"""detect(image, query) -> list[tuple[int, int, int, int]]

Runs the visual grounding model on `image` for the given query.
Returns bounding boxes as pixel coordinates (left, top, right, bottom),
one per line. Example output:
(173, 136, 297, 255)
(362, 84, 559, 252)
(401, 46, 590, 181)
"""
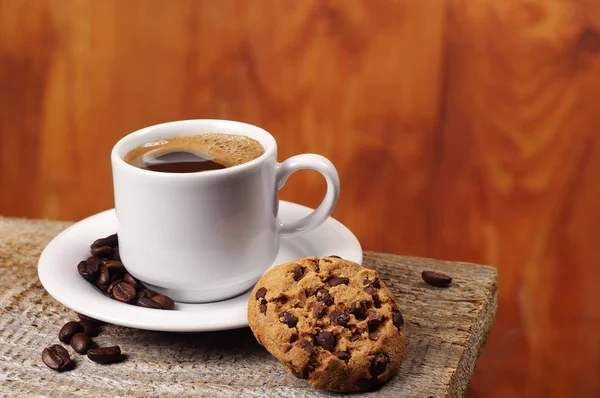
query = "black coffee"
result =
(124, 133, 265, 173)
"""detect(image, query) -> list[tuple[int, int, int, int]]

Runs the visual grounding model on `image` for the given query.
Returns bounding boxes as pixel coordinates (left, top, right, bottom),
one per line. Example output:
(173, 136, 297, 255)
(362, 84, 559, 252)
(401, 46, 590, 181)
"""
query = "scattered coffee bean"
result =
(329, 311, 350, 327)
(349, 333, 361, 342)
(91, 234, 118, 249)
(137, 297, 162, 309)
(422, 270, 452, 288)
(42, 344, 71, 372)
(328, 276, 349, 287)
(70, 333, 93, 354)
(259, 300, 267, 314)
(312, 302, 327, 318)
(112, 246, 121, 261)
(255, 287, 267, 300)
(137, 288, 158, 299)
(58, 321, 84, 343)
(77, 260, 99, 282)
(350, 301, 368, 318)
(151, 295, 175, 310)
(315, 331, 335, 352)
(91, 245, 113, 259)
(393, 312, 404, 330)
(334, 351, 351, 362)
(110, 281, 137, 304)
(87, 346, 121, 364)
(124, 273, 142, 290)
(296, 339, 314, 354)
(371, 353, 388, 376)
(367, 310, 382, 331)
(78, 319, 100, 337)
(279, 311, 298, 328)
(293, 264, 304, 281)
(315, 288, 334, 305)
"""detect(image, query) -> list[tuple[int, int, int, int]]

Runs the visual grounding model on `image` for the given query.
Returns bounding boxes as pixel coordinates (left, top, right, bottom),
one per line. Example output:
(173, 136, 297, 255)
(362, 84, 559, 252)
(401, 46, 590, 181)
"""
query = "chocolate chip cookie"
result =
(248, 256, 406, 392)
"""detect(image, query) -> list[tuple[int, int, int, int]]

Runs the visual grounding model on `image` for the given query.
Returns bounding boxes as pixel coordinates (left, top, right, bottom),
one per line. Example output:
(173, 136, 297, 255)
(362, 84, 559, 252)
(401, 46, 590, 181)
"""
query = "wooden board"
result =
(0, 217, 497, 397)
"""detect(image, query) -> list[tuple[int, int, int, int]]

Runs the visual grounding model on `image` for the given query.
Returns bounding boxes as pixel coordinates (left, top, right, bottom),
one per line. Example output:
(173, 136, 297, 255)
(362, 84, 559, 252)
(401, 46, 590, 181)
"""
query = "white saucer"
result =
(38, 201, 362, 332)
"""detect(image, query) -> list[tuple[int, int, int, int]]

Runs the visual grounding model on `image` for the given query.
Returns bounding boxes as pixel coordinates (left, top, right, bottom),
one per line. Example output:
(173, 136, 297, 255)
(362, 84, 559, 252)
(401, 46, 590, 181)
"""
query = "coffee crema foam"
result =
(124, 133, 265, 170)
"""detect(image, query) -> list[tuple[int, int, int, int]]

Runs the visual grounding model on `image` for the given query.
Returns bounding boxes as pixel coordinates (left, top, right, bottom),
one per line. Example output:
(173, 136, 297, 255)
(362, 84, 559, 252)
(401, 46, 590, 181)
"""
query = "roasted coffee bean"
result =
(350, 301, 368, 318)
(70, 333, 93, 354)
(78, 319, 100, 336)
(102, 260, 125, 273)
(349, 333, 361, 342)
(315, 288, 334, 306)
(255, 287, 267, 300)
(137, 288, 158, 299)
(367, 310, 382, 331)
(91, 245, 113, 259)
(369, 331, 381, 341)
(334, 351, 351, 362)
(328, 276, 349, 287)
(77, 313, 104, 325)
(124, 273, 142, 290)
(59, 321, 84, 343)
(110, 281, 137, 304)
(137, 297, 162, 309)
(97, 265, 110, 286)
(328, 255, 341, 259)
(329, 311, 350, 327)
(315, 331, 335, 352)
(312, 302, 327, 318)
(259, 300, 267, 314)
(296, 338, 314, 354)
(112, 246, 121, 261)
(77, 260, 99, 282)
(279, 311, 298, 328)
(371, 353, 388, 376)
(151, 295, 175, 310)
(42, 344, 71, 371)
(393, 312, 404, 329)
(87, 346, 121, 364)
(91, 234, 118, 249)
(422, 270, 452, 288)
(110, 271, 125, 284)
(107, 279, 123, 295)
(293, 265, 304, 281)
(357, 378, 372, 392)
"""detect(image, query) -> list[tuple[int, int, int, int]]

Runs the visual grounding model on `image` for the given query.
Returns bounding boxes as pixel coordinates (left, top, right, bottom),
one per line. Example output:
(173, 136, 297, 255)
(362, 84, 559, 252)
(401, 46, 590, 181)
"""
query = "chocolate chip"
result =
(328, 277, 349, 287)
(329, 311, 350, 327)
(87, 346, 121, 364)
(255, 287, 267, 300)
(137, 288, 158, 299)
(59, 321, 84, 343)
(328, 255, 341, 258)
(393, 312, 404, 329)
(349, 333, 361, 342)
(290, 333, 299, 343)
(305, 287, 317, 296)
(123, 273, 142, 290)
(91, 245, 113, 259)
(78, 319, 100, 337)
(42, 344, 71, 372)
(371, 353, 388, 376)
(296, 338, 314, 354)
(315, 331, 335, 352)
(77, 259, 100, 282)
(259, 300, 267, 314)
(373, 294, 381, 308)
(315, 288, 334, 305)
(363, 278, 381, 288)
(137, 297, 163, 309)
(313, 302, 327, 318)
(279, 311, 298, 328)
(91, 234, 118, 249)
(70, 333, 93, 354)
(422, 270, 452, 287)
(110, 281, 137, 304)
(369, 331, 381, 341)
(364, 286, 377, 296)
(367, 310, 382, 331)
(151, 295, 175, 310)
(334, 351, 351, 362)
(357, 378, 372, 392)
(350, 301, 368, 318)
(293, 264, 304, 281)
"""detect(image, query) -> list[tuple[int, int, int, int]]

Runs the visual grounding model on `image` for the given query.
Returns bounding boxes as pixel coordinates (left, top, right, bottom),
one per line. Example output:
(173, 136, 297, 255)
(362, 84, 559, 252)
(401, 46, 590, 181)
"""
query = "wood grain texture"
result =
(0, 217, 497, 397)
(0, 0, 599, 396)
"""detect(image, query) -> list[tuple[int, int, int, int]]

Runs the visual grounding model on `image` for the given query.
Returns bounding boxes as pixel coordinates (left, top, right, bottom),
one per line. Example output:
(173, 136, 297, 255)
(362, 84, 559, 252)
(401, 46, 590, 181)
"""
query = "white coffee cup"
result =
(111, 119, 340, 303)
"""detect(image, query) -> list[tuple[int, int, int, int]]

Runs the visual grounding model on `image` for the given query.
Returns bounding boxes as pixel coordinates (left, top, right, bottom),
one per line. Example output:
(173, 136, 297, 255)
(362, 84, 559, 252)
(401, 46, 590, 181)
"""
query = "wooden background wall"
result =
(2, 0, 600, 396)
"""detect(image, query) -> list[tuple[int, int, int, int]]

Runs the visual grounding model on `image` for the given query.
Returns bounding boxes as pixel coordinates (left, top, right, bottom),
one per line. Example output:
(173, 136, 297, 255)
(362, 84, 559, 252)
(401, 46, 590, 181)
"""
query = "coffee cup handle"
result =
(276, 154, 340, 237)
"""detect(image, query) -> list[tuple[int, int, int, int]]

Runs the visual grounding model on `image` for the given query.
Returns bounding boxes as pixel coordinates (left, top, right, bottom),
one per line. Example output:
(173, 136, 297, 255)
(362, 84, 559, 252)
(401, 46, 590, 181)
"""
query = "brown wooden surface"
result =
(0, 0, 599, 396)
(0, 216, 497, 398)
